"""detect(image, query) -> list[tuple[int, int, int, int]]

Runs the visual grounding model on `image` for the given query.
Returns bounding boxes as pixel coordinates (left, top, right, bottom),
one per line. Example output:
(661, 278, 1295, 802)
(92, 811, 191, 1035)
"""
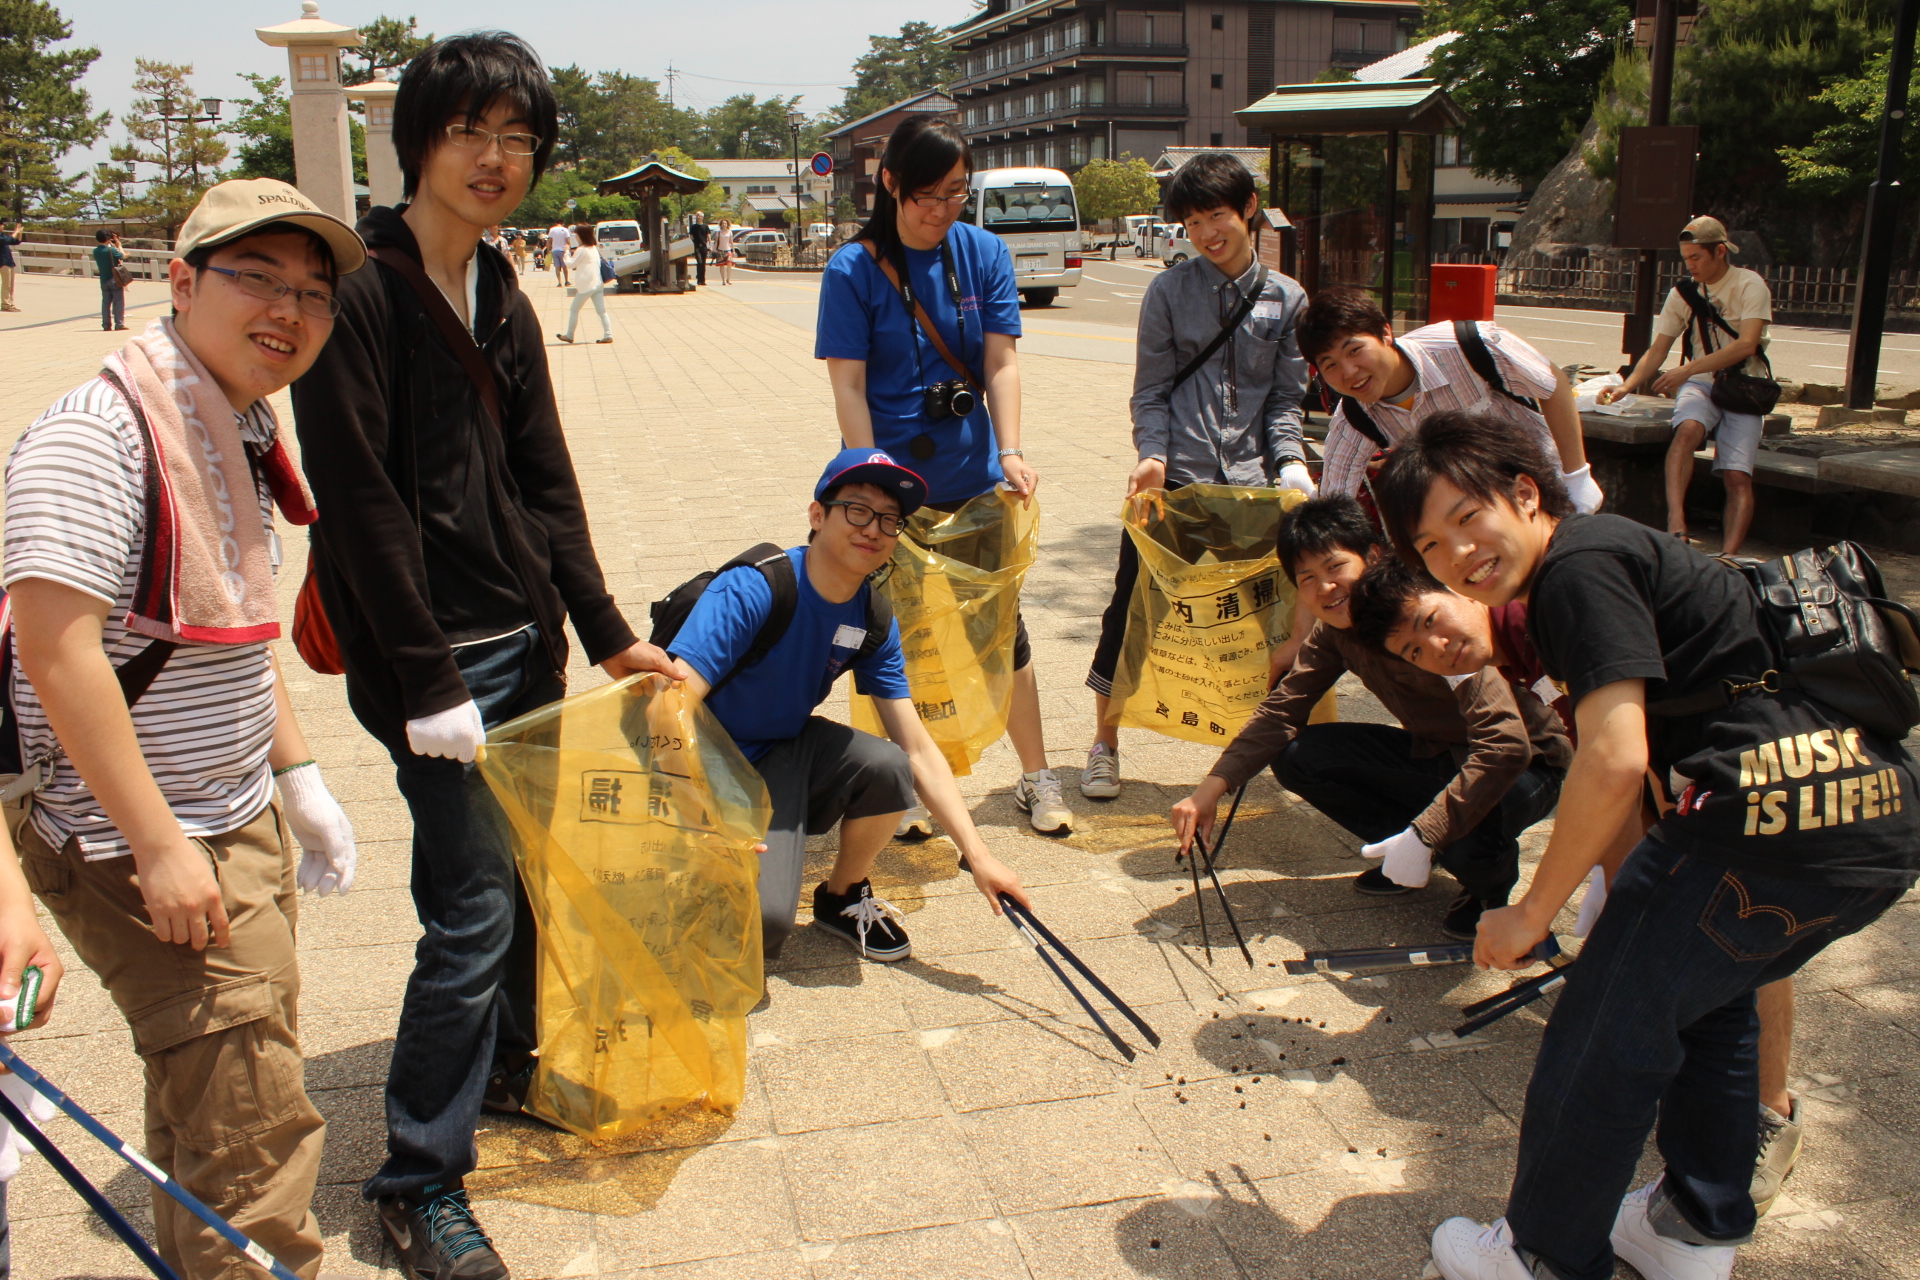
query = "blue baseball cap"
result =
(814, 448, 929, 516)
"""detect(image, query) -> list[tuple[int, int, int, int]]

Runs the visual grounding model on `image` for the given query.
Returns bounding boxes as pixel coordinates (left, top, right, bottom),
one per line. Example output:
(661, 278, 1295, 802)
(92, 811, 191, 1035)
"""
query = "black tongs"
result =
(1000, 893, 1161, 1061)
(1173, 782, 1254, 968)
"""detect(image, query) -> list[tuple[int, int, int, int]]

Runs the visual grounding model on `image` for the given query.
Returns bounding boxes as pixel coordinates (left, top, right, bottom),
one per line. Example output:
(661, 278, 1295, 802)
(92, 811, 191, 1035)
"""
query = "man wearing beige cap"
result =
(1602, 215, 1774, 555)
(4, 177, 364, 1279)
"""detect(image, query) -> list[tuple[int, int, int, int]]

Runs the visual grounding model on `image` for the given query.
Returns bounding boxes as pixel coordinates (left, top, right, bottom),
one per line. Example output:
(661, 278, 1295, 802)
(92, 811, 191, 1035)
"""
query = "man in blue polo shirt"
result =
(668, 448, 1030, 960)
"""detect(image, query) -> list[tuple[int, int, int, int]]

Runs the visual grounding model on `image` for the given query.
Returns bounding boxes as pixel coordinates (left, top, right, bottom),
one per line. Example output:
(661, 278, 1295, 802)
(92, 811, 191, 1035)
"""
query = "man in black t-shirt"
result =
(1371, 410, 1916, 1280)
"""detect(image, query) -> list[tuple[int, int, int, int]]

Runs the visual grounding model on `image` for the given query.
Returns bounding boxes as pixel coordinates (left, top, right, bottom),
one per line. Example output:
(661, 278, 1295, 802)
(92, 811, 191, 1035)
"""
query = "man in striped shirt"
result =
(1299, 286, 1604, 515)
(3, 181, 364, 1279)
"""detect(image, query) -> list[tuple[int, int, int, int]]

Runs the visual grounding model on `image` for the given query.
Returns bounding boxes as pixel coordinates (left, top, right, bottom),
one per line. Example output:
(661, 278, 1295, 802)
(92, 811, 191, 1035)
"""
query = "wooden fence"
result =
(1448, 250, 1920, 317)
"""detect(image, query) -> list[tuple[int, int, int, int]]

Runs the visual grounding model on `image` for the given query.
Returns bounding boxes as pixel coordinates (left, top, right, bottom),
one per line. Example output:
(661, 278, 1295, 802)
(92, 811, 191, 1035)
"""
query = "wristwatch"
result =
(998, 448, 1025, 458)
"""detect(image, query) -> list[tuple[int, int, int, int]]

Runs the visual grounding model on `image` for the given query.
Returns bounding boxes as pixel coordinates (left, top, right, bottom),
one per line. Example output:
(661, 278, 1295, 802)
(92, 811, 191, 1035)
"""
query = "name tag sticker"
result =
(1251, 300, 1287, 320)
(832, 624, 867, 650)
(1531, 676, 1560, 705)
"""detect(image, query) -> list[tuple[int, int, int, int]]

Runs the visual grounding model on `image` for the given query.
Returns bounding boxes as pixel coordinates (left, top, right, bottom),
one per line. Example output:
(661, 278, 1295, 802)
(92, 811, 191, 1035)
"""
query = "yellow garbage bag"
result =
(1109, 483, 1310, 746)
(850, 489, 1040, 775)
(478, 675, 769, 1140)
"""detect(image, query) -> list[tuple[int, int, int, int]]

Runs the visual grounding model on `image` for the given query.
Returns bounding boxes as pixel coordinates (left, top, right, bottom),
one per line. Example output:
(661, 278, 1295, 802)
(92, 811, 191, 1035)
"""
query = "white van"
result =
(964, 167, 1082, 306)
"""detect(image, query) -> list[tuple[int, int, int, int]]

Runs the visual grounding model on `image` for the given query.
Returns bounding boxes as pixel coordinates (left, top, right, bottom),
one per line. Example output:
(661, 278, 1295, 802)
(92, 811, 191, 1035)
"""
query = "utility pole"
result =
(665, 63, 678, 109)
(1845, 0, 1920, 409)
(1622, 0, 1679, 365)
(788, 108, 806, 252)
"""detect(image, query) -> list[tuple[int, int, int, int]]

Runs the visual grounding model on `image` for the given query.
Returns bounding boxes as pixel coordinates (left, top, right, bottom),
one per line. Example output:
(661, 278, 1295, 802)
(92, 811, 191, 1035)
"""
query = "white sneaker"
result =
(1080, 743, 1121, 798)
(896, 803, 934, 840)
(1611, 1182, 1736, 1280)
(1429, 1217, 1534, 1280)
(1013, 768, 1073, 834)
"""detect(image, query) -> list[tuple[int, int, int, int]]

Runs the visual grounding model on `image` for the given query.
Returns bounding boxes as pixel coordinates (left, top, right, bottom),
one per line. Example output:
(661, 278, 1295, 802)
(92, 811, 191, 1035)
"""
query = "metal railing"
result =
(957, 37, 1188, 89)
(742, 239, 837, 270)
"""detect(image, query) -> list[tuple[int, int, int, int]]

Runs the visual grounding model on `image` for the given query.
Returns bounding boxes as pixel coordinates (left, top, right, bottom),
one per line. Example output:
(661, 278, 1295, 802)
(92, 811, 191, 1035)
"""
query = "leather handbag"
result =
(1676, 279, 1781, 416)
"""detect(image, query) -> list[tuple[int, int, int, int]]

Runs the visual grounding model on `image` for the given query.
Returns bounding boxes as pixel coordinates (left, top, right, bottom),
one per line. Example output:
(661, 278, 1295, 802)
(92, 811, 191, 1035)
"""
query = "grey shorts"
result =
(1672, 378, 1763, 475)
(751, 716, 914, 956)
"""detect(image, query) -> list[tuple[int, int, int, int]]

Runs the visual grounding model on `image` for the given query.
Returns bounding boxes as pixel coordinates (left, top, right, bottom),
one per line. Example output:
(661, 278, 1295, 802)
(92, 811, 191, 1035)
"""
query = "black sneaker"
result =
(1441, 891, 1497, 940)
(812, 879, 912, 961)
(377, 1188, 508, 1280)
(481, 1059, 533, 1116)
(1354, 867, 1415, 896)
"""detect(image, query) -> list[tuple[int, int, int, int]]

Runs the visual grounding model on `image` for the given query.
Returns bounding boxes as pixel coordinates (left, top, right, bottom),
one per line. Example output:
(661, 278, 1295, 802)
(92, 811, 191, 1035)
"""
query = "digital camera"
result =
(923, 379, 977, 422)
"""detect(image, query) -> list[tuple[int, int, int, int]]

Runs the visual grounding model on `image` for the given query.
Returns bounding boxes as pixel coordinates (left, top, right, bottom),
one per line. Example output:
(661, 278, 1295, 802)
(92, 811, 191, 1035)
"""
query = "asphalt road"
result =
(734, 258, 1920, 389)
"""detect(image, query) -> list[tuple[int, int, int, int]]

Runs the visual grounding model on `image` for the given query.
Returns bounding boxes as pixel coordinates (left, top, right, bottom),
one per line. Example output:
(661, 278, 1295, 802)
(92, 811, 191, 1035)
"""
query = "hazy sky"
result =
(63, 0, 978, 175)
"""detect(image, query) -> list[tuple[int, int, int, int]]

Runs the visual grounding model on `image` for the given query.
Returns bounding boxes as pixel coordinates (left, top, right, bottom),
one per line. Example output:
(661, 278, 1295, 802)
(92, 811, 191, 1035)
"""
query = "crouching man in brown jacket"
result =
(1171, 495, 1570, 939)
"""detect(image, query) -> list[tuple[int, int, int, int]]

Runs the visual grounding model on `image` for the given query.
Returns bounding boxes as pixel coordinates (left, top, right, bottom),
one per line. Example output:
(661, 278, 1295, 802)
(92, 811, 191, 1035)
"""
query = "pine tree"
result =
(0, 0, 109, 219)
(112, 60, 228, 240)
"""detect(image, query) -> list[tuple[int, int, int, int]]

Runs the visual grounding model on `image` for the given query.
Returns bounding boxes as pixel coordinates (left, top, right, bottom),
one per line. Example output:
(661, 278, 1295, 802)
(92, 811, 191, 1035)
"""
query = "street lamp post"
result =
(1846, 0, 1920, 408)
(158, 98, 223, 188)
(788, 108, 806, 252)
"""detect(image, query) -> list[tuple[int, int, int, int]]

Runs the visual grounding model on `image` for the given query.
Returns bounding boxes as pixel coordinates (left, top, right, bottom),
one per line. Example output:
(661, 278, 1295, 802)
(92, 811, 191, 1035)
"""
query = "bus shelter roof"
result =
(1235, 79, 1465, 138)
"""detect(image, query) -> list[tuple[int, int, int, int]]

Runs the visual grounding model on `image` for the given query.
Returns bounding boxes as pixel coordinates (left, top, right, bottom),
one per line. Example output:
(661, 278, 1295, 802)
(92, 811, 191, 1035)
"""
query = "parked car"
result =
(1158, 225, 1194, 266)
(1135, 221, 1175, 258)
(963, 166, 1082, 307)
(731, 229, 786, 257)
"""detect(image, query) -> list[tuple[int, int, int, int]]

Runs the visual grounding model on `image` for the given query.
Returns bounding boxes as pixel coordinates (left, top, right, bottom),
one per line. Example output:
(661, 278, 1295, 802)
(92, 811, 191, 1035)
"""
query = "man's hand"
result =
(1474, 900, 1552, 971)
(0, 900, 61, 1033)
(1361, 827, 1433, 888)
(601, 640, 681, 682)
(1651, 368, 1691, 397)
(1000, 454, 1040, 503)
(278, 762, 359, 896)
(1596, 382, 1633, 406)
(1126, 457, 1167, 498)
(406, 699, 486, 763)
(964, 849, 1029, 915)
(1171, 776, 1230, 856)
(1276, 462, 1317, 497)
(136, 839, 230, 950)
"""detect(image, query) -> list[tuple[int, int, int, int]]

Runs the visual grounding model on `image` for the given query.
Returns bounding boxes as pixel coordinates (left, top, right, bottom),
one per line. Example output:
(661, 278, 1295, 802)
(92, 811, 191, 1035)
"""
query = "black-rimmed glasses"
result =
(825, 501, 907, 537)
(202, 266, 340, 319)
(445, 124, 542, 157)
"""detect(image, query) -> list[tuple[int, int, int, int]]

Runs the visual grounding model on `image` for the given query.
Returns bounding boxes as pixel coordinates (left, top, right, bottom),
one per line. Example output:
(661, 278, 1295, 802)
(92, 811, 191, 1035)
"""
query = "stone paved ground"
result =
(4, 270, 1920, 1279)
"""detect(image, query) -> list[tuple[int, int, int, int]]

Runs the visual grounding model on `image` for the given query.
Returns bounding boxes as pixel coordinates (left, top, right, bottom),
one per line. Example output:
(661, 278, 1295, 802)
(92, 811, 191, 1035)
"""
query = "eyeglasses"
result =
(906, 192, 969, 210)
(203, 266, 340, 319)
(825, 501, 907, 537)
(444, 124, 542, 157)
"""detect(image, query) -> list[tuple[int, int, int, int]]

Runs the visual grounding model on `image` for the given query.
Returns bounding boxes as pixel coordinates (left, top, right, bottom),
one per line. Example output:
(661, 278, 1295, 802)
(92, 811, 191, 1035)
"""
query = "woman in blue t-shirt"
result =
(815, 116, 1070, 837)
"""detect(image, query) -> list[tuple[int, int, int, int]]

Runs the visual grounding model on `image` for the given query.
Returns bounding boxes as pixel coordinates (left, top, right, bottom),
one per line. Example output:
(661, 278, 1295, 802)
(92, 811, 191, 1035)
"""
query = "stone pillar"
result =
(346, 80, 402, 209)
(256, 1, 363, 222)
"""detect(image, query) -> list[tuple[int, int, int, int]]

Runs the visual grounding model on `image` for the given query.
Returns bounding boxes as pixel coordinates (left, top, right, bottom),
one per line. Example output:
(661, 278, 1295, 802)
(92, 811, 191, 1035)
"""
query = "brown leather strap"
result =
(861, 240, 983, 393)
(116, 638, 177, 707)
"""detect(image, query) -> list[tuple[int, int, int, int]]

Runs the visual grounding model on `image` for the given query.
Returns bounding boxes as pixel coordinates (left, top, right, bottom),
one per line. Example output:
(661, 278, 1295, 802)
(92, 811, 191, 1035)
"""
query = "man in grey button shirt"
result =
(1082, 153, 1313, 801)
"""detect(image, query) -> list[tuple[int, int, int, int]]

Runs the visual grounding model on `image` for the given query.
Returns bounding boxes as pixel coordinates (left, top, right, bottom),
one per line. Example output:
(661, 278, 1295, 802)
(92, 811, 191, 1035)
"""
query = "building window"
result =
(368, 103, 393, 128)
(1043, 88, 1057, 112)
(1210, 73, 1223, 89)
(297, 53, 333, 82)
(1211, 12, 1224, 29)
(1437, 134, 1472, 168)
(1043, 27, 1055, 53)
(721, 186, 731, 196)
(1068, 81, 1083, 106)
(1210, 132, 1223, 146)
(1044, 140, 1058, 167)
(1069, 136, 1088, 166)
(1024, 93, 1036, 117)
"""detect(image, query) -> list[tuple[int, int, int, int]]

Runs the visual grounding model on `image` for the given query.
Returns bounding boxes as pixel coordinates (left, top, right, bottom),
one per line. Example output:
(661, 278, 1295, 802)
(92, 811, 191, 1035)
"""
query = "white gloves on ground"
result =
(1362, 826, 1434, 888)
(0, 1072, 53, 1181)
(1573, 864, 1609, 938)
(406, 699, 486, 763)
(1277, 462, 1318, 497)
(1561, 464, 1604, 515)
(278, 762, 358, 896)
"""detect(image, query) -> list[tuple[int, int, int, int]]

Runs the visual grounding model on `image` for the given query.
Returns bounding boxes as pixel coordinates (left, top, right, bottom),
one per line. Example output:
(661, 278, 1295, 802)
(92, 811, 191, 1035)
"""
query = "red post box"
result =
(1428, 264, 1498, 323)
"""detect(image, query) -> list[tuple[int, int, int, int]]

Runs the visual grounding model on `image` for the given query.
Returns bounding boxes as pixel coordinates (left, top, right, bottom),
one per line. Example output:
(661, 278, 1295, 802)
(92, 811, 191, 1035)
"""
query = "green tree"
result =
(342, 14, 432, 86)
(689, 93, 814, 158)
(550, 67, 692, 179)
(1421, 0, 1634, 186)
(830, 21, 959, 125)
(112, 59, 228, 239)
(1779, 45, 1920, 197)
(0, 0, 109, 219)
(504, 168, 595, 228)
(1071, 156, 1159, 223)
(1580, 43, 1646, 181)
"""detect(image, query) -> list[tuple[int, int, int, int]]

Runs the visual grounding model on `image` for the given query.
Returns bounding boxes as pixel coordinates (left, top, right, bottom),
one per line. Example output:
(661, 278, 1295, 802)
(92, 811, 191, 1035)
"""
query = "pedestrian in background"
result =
(715, 217, 734, 285)
(92, 229, 126, 331)
(688, 213, 709, 286)
(0, 222, 22, 313)
(816, 114, 1072, 838)
(556, 222, 612, 344)
(548, 218, 571, 286)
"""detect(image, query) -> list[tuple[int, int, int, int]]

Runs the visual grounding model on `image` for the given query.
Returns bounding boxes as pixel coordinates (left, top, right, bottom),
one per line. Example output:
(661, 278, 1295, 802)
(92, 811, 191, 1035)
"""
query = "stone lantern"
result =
(345, 79, 402, 210)
(255, 0, 363, 221)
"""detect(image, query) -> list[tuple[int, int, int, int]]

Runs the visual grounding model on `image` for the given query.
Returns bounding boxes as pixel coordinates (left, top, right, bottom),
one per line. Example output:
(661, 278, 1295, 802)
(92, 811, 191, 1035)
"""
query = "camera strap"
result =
(863, 239, 983, 394)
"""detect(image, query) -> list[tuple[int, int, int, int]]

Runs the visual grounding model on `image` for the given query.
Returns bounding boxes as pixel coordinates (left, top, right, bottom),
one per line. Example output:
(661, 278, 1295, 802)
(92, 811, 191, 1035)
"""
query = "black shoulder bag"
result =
(1675, 278, 1781, 416)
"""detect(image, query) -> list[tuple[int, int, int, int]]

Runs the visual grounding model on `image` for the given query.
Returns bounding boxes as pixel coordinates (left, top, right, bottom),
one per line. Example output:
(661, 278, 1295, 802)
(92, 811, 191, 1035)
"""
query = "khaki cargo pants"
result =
(18, 801, 326, 1280)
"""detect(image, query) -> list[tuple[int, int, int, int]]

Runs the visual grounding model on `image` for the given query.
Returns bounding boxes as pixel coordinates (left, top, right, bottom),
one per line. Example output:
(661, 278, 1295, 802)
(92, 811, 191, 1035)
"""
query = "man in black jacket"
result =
(687, 213, 709, 286)
(289, 33, 675, 1280)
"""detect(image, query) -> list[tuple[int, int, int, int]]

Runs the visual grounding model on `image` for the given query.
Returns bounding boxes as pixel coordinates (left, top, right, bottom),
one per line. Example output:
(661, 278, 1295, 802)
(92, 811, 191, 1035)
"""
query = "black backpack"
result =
(1648, 542, 1920, 741)
(648, 543, 894, 695)
(1337, 320, 1541, 449)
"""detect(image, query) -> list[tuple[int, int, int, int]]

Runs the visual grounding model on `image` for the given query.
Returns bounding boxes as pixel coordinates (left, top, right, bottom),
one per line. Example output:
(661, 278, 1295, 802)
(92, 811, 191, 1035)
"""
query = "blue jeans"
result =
(1507, 835, 1902, 1280)
(1273, 722, 1563, 903)
(364, 626, 564, 1201)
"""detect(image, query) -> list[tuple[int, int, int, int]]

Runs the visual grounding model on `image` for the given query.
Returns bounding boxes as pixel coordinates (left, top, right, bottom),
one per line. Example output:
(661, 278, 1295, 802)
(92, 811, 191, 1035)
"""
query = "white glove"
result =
(406, 699, 486, 763)
(1573, 864, 1608, 938)
(0, 1072, 53, 1181)
(1361, 826, 1433, 888)
(278, 762, 358, 896)
(1276, 461, 1318, 497)
(1561, 464, 1604, 515)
